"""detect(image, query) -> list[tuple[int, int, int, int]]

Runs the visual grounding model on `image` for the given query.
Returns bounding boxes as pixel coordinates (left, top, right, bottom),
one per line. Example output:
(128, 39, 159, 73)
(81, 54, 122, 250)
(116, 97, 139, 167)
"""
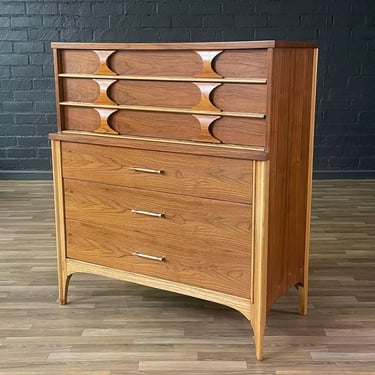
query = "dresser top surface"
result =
(51, 40, 318, 50)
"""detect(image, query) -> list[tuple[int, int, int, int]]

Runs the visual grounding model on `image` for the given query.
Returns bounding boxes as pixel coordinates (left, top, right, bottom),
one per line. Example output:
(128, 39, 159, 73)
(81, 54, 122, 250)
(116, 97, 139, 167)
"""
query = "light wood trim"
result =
(59, 101, 266, 119)
(298, 48, 319, 316)
(250, 160, 270, 361)
(51, 140, 70, 304)
(58, 73, 268, 84)
(51, 40, 318, 50)
(66, 258, 252, 320)
(59, 130, 265, 151)
(250, 160, 256, 304)
(50, 131, 268, 161)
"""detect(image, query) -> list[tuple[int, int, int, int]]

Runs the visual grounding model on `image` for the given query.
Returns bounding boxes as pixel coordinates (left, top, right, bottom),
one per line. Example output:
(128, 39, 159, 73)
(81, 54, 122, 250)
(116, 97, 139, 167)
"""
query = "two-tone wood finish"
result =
(50, 41, 318, 361)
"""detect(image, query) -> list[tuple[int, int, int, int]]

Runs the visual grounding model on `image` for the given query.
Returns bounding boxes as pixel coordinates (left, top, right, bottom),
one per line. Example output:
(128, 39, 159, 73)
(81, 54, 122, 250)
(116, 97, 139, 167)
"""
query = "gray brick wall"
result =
(0, 0, 374, 177)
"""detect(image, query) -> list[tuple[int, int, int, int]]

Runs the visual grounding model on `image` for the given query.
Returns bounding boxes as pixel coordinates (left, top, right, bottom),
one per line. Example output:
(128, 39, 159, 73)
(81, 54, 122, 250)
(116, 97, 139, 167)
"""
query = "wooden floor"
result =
(0, 180, 374, 375)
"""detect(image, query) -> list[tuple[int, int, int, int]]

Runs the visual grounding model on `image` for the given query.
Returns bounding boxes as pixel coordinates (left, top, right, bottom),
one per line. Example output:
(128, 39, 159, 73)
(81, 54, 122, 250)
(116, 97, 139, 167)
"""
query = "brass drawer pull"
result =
(132, 252, 165, 262)
(130, 167, 164, 174)
(131, 209, 164, 218)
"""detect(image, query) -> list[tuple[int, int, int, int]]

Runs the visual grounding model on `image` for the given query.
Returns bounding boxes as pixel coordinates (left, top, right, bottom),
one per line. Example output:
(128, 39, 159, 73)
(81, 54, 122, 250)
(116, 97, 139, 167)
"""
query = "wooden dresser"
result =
(50, 41, 318, 361)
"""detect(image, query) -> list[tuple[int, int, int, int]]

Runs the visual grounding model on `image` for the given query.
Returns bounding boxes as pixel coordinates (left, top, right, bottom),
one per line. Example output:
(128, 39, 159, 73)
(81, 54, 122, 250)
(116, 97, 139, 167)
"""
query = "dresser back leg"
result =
(298, 283, 308, 316)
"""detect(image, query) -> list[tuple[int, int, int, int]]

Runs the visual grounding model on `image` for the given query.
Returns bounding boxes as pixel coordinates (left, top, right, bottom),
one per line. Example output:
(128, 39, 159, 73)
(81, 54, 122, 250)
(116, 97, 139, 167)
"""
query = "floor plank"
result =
(0, 180, 374, 374)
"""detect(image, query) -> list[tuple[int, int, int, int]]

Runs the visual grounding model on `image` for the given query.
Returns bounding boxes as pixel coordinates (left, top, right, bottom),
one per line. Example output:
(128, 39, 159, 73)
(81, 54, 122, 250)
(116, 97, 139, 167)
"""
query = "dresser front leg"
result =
(253, 319, 266, 361)
(251, 308, 266, 361)
(58, 271, 72, 305)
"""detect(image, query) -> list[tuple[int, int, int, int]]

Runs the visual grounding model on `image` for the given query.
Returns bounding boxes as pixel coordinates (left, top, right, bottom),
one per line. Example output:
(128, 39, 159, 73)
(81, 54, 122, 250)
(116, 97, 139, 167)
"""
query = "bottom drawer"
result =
(66, 219, 252, 299)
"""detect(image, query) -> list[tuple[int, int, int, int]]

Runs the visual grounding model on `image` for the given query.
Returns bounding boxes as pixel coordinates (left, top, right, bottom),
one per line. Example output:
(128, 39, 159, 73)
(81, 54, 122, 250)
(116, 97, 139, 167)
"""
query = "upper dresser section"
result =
(52, 41, 317, 152)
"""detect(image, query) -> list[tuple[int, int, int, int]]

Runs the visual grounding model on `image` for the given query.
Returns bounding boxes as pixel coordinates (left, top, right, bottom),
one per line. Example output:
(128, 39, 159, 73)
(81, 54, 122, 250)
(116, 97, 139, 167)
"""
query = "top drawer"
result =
(60, 49, 268, 79)
(61, 142, 253, 204)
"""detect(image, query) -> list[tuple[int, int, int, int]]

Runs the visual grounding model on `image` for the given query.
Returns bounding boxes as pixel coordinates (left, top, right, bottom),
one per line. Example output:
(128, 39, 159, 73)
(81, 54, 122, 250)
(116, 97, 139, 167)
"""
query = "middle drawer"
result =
(61, 142, 253, 204)
(64, 178, 252, 252)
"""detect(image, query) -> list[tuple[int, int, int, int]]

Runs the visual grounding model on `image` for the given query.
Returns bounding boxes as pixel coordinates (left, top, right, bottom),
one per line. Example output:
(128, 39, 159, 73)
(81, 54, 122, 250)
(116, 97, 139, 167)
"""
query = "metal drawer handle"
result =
(131, 209, 165, 218)
(132, 252, 165, 262)
(130, 167, 164, 174)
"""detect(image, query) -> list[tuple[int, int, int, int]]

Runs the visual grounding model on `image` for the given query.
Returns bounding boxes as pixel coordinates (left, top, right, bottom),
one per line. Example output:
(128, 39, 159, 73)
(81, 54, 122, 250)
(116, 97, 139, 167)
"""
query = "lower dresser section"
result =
(64, 178, 253, 299)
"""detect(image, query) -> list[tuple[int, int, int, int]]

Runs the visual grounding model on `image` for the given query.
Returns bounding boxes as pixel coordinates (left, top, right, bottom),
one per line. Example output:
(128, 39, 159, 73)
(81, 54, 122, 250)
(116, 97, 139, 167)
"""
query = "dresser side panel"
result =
(266, 47, 317, 310)
(53, 49, 64, 132)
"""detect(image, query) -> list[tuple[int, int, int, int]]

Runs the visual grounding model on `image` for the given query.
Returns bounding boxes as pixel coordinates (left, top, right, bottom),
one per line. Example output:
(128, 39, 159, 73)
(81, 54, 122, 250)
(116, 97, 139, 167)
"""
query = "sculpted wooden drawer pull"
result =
(132, 252, 166, 262)
(130, 167, 164, 174)
(131, 209, 165, 218)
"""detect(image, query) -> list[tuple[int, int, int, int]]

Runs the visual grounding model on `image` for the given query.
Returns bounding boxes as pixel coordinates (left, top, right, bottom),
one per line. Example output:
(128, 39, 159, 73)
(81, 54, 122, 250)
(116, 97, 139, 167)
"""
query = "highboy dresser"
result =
(50, 41, 318, 360)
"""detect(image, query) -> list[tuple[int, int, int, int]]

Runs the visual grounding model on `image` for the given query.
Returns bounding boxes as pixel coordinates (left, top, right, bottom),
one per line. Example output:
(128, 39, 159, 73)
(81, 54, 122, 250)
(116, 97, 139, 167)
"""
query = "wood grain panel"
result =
(214, 50, 268, 78)
(61, 142, 253, 203)
(63, 179, 252, 253)
(62, 78, 99, 103)
(266, 47, 317, 310)
(109, 81, 267, 114)
(113, 111, 266, 147)
(60, 50, 99, 74)
(109, 80, 201, 108)
(109, 50, 202, 77)
(60, 49, 268, 80)
(111, 110, 201, 141)
(62, 107, 98, 132)
(61, 107, 266, 147)
(212, 117, 266, 147)
(212, 84, 267, 113)
(65, 219, 252, 298)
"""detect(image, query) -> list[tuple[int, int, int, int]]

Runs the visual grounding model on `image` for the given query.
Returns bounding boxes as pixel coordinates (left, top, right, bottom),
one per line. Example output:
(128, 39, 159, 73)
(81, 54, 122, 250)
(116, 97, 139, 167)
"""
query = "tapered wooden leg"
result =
(252, 314, 266, 361)
(298, 49, 316, 317)
(251, 160, 269, 361)
(58, 272, 72, 305)
(298, 283, 308, 316)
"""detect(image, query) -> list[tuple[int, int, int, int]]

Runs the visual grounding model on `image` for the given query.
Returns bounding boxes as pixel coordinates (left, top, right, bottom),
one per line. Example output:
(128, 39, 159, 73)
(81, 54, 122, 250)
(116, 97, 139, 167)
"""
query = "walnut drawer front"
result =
(63, 79, 267, 114)
(61, 142, 253, 204)
(58, 47, 268, 148)
(64, 179, 252, 253)
(60, 48, 268, 78)
(62, 108, 266, 148)
(66, 217, 252, 299)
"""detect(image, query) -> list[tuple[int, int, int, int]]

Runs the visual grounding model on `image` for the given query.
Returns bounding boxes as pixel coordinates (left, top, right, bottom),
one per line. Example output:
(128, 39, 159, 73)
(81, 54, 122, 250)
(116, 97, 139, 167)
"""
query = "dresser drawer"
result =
(66, 219, 251, 299)
(64, 179, 252, 252)
(63, 108, 266, 148)
(63, 79, 267, 114)
(60, 48, 267, 79)
(61, 142, 253, 203)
